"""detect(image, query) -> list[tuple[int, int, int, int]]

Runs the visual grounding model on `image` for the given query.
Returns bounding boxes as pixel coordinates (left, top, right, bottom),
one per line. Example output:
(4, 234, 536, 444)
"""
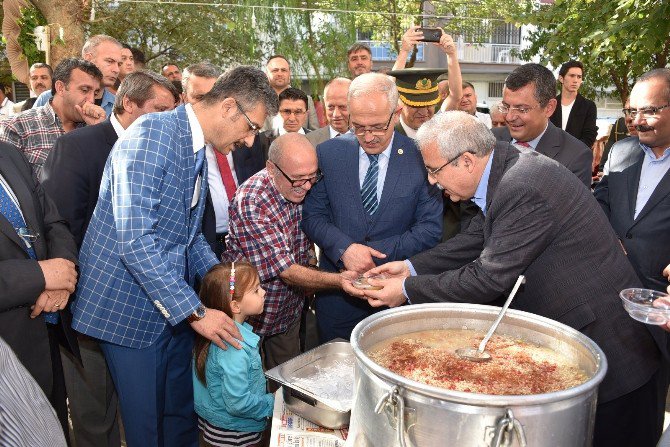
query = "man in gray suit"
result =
(492, 63, 593, 187)
(362, 111, 667, 447)
(595, 68, 670, 294)
(306, 77, 351, 147)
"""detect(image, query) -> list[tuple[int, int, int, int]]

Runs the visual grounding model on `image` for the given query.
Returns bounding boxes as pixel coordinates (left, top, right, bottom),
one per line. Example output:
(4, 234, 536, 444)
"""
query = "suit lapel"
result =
(626, 153, 644, 223)
(0, 153, 37, 253)
(102, 120, 118, 148)
(486, 141, 510, 210)
(375, 136, 402, 223)
(536, 122, 561, 160)
(341, 139, 367, 216)
(632, 160, 670, 225)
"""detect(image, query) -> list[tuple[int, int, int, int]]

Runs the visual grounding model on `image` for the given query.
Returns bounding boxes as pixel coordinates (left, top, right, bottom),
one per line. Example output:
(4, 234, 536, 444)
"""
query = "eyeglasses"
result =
(235, 100, 261, 135)
(426, 153, 464, 177)
(498, 104, 540, 115)
(622, 104, 670, 120)
(272, 162, 323, 187)
(279, 109, 306, 117)
(351, 112, 395, 136)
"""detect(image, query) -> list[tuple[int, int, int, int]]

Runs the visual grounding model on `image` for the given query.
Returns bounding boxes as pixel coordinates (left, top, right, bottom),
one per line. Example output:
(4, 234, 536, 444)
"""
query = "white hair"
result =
(348, 73, 398, 113)
(415, 111, 496, 160)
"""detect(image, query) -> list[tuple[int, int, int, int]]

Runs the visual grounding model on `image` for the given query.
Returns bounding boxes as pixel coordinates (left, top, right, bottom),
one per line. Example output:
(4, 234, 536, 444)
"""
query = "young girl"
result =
(193, 262, 274, 447)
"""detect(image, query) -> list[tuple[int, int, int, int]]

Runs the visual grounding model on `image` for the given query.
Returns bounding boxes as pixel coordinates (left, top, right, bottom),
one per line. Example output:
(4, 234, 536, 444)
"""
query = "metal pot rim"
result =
(351, 303, 608, 406)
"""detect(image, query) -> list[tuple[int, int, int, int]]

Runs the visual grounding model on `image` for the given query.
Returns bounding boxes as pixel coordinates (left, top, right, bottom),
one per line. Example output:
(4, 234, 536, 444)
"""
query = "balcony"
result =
(458, 43, 522, 64)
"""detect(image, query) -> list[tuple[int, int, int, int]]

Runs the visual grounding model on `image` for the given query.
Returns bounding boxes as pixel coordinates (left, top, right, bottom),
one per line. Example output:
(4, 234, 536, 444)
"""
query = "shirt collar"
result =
(236, 321, 260, 348)
(0, 97, 7, 107)
(472, 150, 495, 215)
(399, 116, 417, 139)
(511, 122, 548, 149)
(185, 103, 205, 154)
(329, 126, 344, 138)
(110, 113, 124, 136)
(640, 143, 670, 162)
(278, 127, 305, 136)
(358, 134, 395, 160)
(101, 89, 115, 108)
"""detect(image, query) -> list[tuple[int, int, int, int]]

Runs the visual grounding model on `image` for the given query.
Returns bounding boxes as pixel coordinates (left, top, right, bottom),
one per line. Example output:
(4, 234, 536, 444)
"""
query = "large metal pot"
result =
(349, 304, 608, 447)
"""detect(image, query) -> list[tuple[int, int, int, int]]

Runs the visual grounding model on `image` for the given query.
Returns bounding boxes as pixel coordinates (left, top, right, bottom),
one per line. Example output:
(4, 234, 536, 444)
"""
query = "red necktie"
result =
(516, 141, 531, 147)
(214, 149, 237, 201)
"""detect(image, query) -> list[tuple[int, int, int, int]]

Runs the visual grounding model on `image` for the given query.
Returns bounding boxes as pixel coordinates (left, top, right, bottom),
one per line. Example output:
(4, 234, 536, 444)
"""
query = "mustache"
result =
(635, 124, 654, 132)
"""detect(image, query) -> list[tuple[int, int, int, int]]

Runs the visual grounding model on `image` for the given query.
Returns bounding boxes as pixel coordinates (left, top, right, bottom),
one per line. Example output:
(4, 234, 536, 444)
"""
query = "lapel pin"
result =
(398, 148, 404, 155)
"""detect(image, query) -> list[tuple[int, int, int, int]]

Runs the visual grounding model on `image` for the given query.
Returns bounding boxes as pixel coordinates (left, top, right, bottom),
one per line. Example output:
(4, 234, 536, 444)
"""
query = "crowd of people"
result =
(0, 25, 668, 447)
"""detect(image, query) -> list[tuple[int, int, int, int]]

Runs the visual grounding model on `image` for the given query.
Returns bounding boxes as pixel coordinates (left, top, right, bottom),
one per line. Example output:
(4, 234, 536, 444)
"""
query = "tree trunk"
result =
(33, 0, 87, 66)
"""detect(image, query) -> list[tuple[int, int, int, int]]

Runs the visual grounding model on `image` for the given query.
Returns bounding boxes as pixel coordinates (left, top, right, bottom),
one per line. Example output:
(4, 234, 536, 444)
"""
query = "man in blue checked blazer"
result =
(302, 73, 443, 343)
(72, 66, 278, 447)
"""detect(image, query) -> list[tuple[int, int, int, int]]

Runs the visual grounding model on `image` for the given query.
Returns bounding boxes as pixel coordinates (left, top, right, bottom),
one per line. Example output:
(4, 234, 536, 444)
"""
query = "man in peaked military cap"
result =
(388, 68, 446, 138)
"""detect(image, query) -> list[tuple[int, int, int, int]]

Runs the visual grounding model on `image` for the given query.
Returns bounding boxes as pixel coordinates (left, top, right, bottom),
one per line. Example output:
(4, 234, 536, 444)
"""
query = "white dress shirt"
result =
(206, 145, 238, 233)
(358, 136, 394, 202)
(185, 104, 205, 207)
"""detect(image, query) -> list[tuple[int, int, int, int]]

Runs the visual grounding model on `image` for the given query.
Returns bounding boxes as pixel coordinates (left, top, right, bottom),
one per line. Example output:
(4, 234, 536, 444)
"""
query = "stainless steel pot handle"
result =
(491, 409, 527, 447)
(374, 385, 414, 447)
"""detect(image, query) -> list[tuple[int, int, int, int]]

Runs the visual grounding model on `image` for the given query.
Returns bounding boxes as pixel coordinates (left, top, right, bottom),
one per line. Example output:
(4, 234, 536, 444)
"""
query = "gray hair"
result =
(81, 34, 122, 58)
(324, 77, 351, 97)
(416, 111, 496, 161)
(201, 65, 278, 118)
(348, 73, 398, 113)
(113, 70, 179, 115)
(267, 132, 314, 165)
(30, 62, 52, 77)
(182, 62, 222, 90)
(636, 68, 670, 103)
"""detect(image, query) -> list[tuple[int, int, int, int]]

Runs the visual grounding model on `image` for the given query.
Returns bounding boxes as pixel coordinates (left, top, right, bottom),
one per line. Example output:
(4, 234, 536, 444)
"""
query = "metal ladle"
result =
(456, 275, 526, 362)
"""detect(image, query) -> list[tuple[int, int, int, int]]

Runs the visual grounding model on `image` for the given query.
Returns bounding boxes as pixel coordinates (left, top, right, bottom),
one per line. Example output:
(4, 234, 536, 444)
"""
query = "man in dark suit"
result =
(595, 68, 670, 294)
(180, 63, 267, 259)
(363, 111, 667, 447)
(302, 72, 443, 343)
(0, 141, 78, 441)
(492, 63, 593, 187)
(306, 77, 352, 147)
(41, 70, 179, 447)
(550, 60, 599, 148)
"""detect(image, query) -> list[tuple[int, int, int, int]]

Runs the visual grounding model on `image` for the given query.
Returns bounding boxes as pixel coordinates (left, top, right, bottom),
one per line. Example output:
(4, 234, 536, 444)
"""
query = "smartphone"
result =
(418, 28, 442, 43)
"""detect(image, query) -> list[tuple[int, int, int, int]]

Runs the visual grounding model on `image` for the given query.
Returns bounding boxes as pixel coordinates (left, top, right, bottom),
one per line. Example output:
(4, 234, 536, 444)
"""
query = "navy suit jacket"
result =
(72, 105, 217, 348)
(492, 121, 593, 187)
(550, 93, 599, 148)
(42, 119, 117, 248)
(302, 132, 443, 272)
(594, 137, 670, 292)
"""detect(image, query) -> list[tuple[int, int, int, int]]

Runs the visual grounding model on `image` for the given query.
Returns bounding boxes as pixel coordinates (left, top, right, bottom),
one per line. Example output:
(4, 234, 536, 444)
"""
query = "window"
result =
(488, 82, 504, 98)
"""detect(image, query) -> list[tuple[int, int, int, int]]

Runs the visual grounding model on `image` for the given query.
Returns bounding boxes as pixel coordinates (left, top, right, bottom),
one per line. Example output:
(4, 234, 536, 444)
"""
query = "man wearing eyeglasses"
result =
(302, 72, 443, 343)
(71, 66, 278, 446)
(491, 63, 592, 187)
(362, 111, 667, 447)
(595, 68, 670, 298)
(224, 133, 354, 369)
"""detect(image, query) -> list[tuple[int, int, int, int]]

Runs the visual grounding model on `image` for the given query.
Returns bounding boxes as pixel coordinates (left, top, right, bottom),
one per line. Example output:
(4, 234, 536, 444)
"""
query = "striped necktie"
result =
(361, 154, 379, 215)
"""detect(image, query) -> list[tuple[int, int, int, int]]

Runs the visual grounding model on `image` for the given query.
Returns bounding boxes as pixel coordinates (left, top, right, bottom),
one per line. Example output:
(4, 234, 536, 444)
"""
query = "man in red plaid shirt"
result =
(224, 133, 355, 369)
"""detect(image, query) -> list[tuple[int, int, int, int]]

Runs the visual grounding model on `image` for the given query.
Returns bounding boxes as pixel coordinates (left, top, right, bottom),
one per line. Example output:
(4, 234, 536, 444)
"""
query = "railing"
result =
(458, 43, 523, 64)
(359, 40, 425, 62)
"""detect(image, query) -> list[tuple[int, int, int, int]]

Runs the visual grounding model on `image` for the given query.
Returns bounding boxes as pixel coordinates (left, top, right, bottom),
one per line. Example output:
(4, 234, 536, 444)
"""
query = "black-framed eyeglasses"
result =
(622, 104, 670, 120)
(16, 227, 39, 245)
(272, 162, 323, 187)
(235, 100, 261, 135)
(351, 111, 395, 136)
(426, 153, 464, 177)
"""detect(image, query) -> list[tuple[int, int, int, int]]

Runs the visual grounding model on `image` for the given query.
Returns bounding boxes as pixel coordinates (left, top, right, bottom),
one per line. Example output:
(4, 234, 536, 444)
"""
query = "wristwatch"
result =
(187, 304, 207, 323)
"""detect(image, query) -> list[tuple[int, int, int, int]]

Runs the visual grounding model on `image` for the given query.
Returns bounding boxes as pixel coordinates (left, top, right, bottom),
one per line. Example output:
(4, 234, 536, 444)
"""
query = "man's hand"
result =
(366, 260, 411, 279)
(400, 25, 424, 52)
(38, 258, 77, 293)
(189, 308, 243, 350)
(363, 276, 407, 308)
(664, 264, 670, 295)
(341, 244, 386, 273)
(31, 289, 70, 318)
(339, 270, 366, 299)
(76, 102, 107, 125)
(438, 31, 456, 56)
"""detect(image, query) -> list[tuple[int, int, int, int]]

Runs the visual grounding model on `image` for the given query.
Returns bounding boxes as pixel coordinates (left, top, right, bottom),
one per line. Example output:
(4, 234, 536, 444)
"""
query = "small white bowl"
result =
(620, 288, 670, 325)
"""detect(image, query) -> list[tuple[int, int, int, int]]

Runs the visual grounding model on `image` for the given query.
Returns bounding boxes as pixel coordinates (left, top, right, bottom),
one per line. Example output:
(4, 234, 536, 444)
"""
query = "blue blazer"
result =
(302, 132, 443, 273)
(72, 105, 218, 348)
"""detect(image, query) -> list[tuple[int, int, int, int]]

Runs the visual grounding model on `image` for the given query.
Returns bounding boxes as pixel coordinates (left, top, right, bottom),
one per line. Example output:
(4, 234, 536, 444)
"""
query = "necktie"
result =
(214, 149, 237, 201)
(0, 182, 58, 323)
(361, 154, 379, 215)
(516, 141, 531, 148)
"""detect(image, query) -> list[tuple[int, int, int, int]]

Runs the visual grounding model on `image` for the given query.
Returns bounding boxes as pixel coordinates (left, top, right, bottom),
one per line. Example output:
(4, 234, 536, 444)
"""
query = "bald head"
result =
(267, 133, 319, 203)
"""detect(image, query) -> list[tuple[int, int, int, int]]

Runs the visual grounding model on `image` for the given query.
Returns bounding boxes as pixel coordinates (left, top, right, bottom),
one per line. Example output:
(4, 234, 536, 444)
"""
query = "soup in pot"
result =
(368, 329, 588, 395)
